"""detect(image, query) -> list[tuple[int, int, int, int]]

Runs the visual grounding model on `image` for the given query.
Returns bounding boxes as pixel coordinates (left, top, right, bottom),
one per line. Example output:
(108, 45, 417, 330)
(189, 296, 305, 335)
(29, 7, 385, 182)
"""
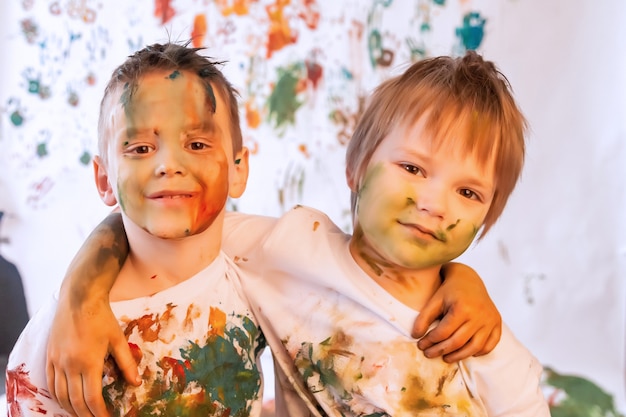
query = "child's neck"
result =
(349, 238, 442, 312)
(110, 217, 223, 302)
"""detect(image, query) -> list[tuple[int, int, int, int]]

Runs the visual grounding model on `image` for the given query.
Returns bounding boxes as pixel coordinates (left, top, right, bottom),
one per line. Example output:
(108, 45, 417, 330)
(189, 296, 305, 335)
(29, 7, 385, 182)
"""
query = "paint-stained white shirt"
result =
(7, 253, 266, 417)
(224, 206, 550, 417)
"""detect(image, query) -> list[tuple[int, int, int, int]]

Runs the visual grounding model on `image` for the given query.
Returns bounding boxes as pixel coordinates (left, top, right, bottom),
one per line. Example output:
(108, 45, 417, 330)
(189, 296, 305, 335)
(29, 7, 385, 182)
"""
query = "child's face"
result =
(352, 117, 495, 270)
(95, 70, 247, 239)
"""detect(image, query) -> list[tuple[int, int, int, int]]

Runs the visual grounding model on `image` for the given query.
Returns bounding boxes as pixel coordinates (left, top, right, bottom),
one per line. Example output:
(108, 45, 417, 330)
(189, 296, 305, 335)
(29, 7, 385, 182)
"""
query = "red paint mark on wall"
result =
(298, 0, 320, 29)
(305, 59, 323, 89)
(154, 0, 176, 25)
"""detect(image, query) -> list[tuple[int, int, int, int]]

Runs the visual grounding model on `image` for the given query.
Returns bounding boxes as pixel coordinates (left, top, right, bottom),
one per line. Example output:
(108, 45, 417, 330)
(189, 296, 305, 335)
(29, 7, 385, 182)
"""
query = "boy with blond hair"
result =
(32, 48, 518, 416)
(222, 51, 549, 415)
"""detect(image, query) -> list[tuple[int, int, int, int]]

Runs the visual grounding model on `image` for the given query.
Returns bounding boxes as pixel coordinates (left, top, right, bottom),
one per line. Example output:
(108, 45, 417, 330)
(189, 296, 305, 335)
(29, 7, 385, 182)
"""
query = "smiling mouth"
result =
(154, 194, 192, 199)
(398, 221, 446, 242)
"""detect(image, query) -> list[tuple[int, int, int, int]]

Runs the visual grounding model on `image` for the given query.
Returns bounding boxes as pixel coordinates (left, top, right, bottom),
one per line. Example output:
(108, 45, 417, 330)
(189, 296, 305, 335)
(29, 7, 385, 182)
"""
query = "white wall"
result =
(1, 0, 625, 412)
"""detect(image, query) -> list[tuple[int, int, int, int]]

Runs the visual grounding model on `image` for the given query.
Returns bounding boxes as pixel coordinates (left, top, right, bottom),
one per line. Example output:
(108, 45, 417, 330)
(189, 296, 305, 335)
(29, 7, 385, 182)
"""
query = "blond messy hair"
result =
(345, 51, 527, 237)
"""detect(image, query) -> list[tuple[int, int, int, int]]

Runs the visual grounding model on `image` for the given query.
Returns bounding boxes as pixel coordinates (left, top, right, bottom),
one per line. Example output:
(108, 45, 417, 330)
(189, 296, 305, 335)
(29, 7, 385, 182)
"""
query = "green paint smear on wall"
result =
(266, 62, 304, 134)
(544, 367, 625, 417)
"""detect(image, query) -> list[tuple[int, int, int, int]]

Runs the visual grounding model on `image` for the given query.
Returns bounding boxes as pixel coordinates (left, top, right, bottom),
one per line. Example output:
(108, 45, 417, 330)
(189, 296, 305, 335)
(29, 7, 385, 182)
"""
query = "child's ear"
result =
(228, 147, 249, 199)
(93, 156, 117, 206)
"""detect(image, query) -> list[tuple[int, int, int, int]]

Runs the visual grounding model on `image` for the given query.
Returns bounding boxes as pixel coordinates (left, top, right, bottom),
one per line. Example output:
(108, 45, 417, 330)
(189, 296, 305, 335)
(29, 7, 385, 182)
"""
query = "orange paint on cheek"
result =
(190, 159, 230, 230)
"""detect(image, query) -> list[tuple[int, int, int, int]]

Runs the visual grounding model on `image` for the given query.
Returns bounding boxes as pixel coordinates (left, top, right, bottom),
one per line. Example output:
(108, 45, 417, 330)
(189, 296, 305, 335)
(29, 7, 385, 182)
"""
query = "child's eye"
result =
(400, 163, 424, 176)
(188, 141, 210, 151)
(131, 145, 151, 154)
(459, 189, 480, 200)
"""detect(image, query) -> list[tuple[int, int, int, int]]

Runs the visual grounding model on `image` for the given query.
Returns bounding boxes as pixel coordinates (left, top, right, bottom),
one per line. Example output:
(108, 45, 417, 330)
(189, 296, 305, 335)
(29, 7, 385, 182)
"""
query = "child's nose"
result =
(416, 185, 446, 218)
(154, 147, 186, 177)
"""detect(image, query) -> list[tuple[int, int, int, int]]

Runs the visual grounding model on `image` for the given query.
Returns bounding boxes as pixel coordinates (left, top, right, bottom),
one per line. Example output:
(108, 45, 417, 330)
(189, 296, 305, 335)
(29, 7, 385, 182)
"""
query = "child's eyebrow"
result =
(125, 127, 153, 139)
(463, 175, 494, 192)
(186, 118, 217, 133)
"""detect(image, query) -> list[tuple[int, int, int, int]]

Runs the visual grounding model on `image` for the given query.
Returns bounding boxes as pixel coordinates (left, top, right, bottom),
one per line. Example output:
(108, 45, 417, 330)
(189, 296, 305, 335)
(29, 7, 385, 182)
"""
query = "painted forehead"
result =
(118, 69, 217, 113)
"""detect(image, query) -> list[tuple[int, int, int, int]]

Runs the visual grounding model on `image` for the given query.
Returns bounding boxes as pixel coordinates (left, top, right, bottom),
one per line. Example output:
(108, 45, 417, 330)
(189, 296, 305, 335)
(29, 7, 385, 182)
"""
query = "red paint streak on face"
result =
(150, 274, 157, 280)
(190, 162, 230, 233)
(6, 363, 51, 416)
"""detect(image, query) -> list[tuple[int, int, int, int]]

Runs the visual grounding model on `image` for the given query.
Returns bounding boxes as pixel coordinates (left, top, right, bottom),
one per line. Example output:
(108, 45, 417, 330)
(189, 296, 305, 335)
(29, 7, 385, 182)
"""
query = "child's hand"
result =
(46, 291, 140, 417)
(411, 262, 502, 363)
(44, 212, 134, 417)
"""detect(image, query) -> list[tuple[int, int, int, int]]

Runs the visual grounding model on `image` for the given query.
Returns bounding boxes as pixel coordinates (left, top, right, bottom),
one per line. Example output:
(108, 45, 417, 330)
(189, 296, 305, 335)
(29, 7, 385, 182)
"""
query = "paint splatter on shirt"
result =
(223, 207, 550, 416)
(7, 253, 266, 417)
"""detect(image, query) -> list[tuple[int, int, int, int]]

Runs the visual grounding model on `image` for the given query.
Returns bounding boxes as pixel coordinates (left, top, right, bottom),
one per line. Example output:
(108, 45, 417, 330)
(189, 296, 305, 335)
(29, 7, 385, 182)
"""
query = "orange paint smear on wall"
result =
(266, 0, 297, 58)
(216, 0, 257, 16)
(191, 14, 207, 47)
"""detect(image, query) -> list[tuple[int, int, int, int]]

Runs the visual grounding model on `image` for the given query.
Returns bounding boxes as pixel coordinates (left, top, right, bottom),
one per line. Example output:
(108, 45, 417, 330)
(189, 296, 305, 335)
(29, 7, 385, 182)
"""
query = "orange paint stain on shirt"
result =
(125, 314, 160, 343)
(208, 306, 227, 337)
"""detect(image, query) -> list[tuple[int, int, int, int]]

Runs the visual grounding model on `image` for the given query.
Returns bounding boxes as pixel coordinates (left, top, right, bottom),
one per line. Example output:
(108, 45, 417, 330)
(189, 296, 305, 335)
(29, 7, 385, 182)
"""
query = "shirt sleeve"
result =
(222, 211, 278, 259)
(461, 324, 551, 416)
(6, 296, 70, 417)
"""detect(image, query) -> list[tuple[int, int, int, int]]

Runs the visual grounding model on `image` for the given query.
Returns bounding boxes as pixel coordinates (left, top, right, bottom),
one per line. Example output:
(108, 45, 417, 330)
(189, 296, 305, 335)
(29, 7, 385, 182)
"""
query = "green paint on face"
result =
(167, 70, 181, 80)
(434, 230, 448, 243)
(446, 219, 460, 231)
(206, 84, 216, 112)
(116, 179, 126, 212)
(234, 158, 241, 165)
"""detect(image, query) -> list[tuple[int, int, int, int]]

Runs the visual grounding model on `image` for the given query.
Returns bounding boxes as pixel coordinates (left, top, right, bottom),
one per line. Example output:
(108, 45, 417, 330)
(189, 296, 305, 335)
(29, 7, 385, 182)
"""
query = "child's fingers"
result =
(109, 333, 142, 386)
(411, 292, 445, 339)
(419, 319, 474, 359)
(473, 325, 502, 357)
(50, 367, 74, 415)
(416, 301, 472, 349)
(81, 369, 111, 417)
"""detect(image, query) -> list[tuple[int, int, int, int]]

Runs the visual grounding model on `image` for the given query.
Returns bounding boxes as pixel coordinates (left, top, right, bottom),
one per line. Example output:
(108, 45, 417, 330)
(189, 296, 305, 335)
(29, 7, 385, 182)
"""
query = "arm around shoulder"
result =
(464, 324, 551, 416)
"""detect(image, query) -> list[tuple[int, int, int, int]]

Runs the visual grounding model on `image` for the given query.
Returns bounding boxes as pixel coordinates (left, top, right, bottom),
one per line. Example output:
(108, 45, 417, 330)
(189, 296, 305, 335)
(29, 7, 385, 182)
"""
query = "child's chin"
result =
(149, 227, 195, 240)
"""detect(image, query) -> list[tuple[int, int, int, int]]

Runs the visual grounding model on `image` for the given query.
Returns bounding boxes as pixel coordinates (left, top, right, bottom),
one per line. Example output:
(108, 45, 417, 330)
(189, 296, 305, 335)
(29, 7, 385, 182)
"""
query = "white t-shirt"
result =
(224, 206, 550, 417)
(7, 253, 266, 417)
